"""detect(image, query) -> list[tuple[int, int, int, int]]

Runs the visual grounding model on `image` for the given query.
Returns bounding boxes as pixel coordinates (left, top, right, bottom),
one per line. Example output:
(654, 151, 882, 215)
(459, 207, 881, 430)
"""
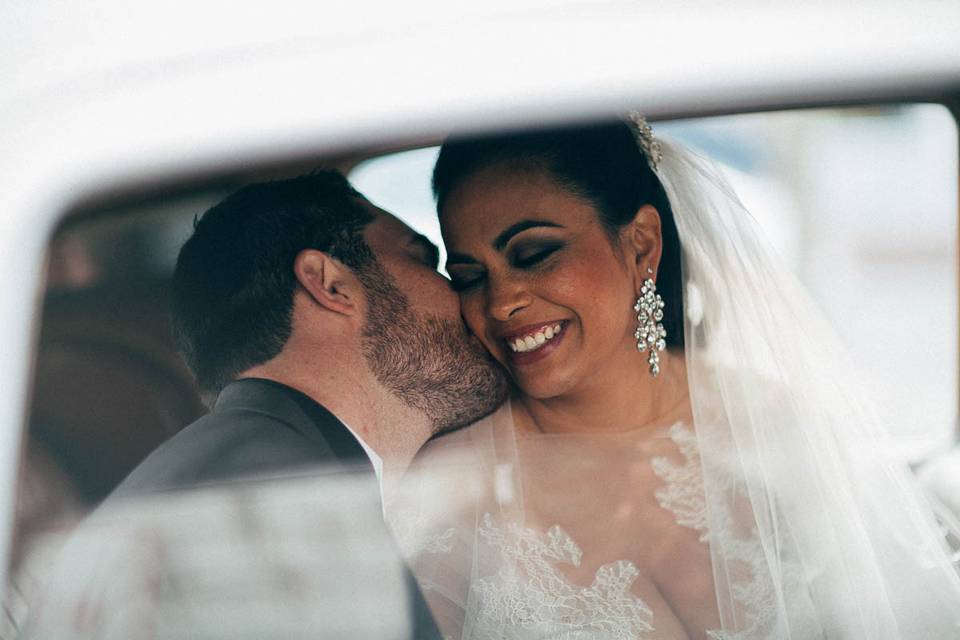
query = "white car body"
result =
(1, 0, 958, 590)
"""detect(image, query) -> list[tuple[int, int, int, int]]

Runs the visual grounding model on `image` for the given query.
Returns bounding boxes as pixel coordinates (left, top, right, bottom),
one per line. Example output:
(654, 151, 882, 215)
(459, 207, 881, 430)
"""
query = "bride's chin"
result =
(512, 371, 576, 402)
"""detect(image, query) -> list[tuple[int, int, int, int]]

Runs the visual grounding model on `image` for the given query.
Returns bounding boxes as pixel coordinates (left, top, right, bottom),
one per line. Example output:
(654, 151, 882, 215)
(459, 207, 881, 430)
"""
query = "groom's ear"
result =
(623, 204, 663, 278)
(293, 249, 360, 316)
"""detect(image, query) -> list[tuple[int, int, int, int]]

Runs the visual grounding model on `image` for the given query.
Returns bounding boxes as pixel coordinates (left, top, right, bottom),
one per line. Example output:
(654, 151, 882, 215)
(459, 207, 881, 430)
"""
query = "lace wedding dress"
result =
(392, 401, 815, 640)
(390, 137, 960, 639)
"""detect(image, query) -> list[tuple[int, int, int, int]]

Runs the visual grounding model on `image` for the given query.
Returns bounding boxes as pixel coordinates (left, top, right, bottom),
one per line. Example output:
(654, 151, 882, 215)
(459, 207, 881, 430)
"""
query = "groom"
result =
(113, 171, 506, 499)
(90, 171, 507, 638)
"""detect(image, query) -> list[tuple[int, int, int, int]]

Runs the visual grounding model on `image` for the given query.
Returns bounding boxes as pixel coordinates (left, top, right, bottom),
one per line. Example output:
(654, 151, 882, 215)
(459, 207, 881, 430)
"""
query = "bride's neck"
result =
(514, 349, 691, 435)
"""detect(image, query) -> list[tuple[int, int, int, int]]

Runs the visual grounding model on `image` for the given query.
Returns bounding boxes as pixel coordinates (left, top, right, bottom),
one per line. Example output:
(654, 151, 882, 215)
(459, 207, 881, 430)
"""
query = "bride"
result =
(388, 116, 960, 639)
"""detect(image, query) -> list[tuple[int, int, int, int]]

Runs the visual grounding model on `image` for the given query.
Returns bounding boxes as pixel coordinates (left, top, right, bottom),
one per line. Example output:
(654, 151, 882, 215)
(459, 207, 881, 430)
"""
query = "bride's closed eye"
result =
(510, 241, 563, 268)
(448, 242, 564, 292)
(448, 265, 485, 292)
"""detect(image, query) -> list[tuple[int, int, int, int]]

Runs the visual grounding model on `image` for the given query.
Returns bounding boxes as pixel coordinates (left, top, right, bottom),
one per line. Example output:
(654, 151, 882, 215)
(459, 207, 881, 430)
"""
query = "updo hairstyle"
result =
(432, 121, 684, 348)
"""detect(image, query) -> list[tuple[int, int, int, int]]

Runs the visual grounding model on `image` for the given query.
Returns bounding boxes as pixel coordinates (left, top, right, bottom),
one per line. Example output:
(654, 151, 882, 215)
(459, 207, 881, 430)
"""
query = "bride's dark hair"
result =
(432, 120, 684, 348)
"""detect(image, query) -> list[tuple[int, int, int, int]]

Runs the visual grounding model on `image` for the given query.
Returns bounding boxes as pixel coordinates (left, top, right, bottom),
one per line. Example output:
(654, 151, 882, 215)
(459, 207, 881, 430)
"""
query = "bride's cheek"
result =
(459, 297, 484, 332)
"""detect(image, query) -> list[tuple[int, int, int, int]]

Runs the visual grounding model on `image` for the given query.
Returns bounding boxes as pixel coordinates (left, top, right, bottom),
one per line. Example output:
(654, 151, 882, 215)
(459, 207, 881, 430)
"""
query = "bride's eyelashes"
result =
(511, 241, 563, 268)
(448, 268, 485, 292)
(447, 242, 565, 292)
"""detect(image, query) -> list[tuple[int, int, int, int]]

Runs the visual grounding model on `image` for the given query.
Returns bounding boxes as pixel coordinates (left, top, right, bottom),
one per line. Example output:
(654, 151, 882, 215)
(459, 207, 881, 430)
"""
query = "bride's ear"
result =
(293, 249, 360, 316)
(623, 204, 663, 281)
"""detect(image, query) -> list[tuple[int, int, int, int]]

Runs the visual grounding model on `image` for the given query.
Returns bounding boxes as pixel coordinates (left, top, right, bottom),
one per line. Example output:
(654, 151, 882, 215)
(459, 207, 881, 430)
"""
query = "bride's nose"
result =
(485, 272, 533, 321)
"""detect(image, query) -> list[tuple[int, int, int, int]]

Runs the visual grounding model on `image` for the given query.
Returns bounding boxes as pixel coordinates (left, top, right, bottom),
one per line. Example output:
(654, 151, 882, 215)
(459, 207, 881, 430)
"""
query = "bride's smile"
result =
(500, 320, 566, 359)
(440, 163, 663, 401)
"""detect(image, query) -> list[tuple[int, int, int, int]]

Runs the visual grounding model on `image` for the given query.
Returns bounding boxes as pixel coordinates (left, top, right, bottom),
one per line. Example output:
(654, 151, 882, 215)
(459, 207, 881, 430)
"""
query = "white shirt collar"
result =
(338, 419, 384, 504)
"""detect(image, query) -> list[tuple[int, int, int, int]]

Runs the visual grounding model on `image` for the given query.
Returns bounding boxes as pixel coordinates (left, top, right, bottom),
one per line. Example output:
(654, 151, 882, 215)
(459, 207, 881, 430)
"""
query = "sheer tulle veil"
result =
(391, 133, 960, 639)
(658, 137, 960, 637)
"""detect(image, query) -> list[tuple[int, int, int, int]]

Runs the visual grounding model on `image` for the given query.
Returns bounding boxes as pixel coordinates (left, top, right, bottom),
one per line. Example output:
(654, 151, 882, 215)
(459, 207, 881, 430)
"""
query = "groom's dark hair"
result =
(172, 171, 375, 394)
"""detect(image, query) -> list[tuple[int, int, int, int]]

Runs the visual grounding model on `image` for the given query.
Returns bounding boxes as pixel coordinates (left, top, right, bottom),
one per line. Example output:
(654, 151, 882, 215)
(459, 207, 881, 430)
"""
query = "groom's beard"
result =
(357, 262, 508, 436)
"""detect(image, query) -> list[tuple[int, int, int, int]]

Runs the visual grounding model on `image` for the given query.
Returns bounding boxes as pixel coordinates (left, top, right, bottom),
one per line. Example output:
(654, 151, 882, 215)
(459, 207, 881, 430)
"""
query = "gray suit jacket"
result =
(108, 377, 441, 639)
(112, 378, 371, 497)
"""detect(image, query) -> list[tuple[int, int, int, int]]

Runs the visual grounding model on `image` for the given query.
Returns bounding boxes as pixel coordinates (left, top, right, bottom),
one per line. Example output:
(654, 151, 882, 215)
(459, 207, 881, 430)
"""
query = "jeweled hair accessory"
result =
(627, 111, 663, 171)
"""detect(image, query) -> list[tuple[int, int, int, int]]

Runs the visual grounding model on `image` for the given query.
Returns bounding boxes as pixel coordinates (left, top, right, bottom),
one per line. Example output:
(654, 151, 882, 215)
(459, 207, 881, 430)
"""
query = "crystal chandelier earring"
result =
(634, 268, 667, 376)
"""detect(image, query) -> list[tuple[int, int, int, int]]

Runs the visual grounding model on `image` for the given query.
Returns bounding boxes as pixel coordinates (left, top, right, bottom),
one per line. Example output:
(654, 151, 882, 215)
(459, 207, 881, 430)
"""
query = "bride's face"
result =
(441, 164, 659, 399)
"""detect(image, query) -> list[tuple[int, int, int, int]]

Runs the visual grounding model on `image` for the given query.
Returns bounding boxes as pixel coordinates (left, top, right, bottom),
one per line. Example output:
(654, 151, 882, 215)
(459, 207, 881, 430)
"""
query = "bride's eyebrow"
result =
(446, 219, 565, 268)
(493, 219, 564, 250)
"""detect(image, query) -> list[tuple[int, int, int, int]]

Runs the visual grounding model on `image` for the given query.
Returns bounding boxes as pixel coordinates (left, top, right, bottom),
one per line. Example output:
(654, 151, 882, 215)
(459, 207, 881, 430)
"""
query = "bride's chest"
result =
(475, 507, 714, 640)
(479, 435, 718, 638)
(514, 428, 709, 572)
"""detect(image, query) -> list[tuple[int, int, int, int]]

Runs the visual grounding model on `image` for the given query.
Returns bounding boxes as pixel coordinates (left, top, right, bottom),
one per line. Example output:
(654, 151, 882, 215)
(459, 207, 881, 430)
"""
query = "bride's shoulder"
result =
(417, 401, 514, 462)
(398, 402, 513, 508)
(389, 405, 512, 541)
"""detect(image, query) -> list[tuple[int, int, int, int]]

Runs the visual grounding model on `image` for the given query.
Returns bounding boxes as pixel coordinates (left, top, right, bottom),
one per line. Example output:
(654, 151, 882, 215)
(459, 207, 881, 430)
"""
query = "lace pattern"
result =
(651, 424, 710, 542)
(390, 508, 456, 557)
(651, 424, 808, 640)
(471, 513, 655, 639)
(396, 419, 814, 639)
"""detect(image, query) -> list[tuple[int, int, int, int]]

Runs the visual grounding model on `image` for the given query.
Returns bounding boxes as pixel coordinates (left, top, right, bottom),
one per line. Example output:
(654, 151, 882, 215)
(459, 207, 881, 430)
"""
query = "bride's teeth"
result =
(508, 323, 565, 355)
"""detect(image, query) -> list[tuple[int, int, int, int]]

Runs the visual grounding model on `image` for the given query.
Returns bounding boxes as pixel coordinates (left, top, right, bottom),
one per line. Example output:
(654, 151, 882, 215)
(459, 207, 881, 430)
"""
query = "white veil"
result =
(659, 137, 960, 638)
(390, 136, 960, 639)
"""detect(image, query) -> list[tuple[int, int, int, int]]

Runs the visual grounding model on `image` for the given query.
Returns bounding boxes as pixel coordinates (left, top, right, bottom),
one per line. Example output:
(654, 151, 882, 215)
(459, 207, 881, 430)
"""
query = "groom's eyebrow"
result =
(445, 252, 476, 267)
(493, 219, 563, 250)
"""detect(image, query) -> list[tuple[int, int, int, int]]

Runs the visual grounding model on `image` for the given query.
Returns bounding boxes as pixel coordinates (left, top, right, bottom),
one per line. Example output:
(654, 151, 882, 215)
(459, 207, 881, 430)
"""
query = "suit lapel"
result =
(214, 378, 372, 472)
(213, 378, 441, 639)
